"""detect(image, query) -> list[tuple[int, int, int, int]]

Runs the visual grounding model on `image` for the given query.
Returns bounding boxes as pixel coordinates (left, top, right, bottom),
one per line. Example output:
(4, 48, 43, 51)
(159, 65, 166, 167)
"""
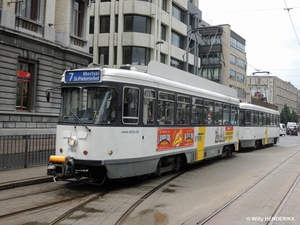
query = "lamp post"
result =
(155, 41, 164, 62)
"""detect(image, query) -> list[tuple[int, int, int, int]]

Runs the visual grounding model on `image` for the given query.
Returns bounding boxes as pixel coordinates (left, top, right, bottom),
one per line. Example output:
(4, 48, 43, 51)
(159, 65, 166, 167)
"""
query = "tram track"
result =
(0, 168, 187, 224)
(267, 172, 300, 225)
(0, 182, 108, 221)
(0, 181, 82, 202)
(194, 149, 300, 225)
(47, 170, 187, 225)
(115, 170, 186, 225)
(0, 194, 93, 220)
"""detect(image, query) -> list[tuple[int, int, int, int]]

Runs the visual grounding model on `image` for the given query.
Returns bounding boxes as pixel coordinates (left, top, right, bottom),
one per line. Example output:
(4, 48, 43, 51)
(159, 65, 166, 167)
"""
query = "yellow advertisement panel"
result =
(196, 127, 206, 161)
(265, 126, 268, 145)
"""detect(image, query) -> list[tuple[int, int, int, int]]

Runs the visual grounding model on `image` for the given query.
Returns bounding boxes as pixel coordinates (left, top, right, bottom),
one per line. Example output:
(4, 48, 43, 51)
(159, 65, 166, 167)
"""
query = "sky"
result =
(198, 0, 300, 89)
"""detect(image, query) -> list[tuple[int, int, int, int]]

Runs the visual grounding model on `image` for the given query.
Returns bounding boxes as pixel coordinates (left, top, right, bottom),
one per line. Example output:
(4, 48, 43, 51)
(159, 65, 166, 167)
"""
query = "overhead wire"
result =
(283, 0, 300, 46)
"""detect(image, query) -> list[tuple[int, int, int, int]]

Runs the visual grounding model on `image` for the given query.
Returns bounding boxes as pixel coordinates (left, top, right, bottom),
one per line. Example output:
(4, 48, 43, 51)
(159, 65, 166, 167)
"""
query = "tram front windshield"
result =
(59, 87, 117, 125)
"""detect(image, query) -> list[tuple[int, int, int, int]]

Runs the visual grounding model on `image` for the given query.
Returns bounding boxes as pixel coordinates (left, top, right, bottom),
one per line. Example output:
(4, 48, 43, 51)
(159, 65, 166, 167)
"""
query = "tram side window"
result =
(204, 100, 214, 125)
(223, 104, 230, 125)
(143, 89, 156, 125)
(214, 102, 223, 125)
(231, 106, 238, 125)
(271, 114, 275, 126)
(123, 87, 139, 124)
(239, 109, 245, 126)
(245, 110, 251, 126)
(252, 111, 259, 126)
(239, 110, 245, 126)
(262, 112, 266, 126)
(258, 112, 263, 126)
(177, 95, 190, 125)
(266, 113, 270, 125)
(191, 97, 203, 125)
(158, 92, 175, 125)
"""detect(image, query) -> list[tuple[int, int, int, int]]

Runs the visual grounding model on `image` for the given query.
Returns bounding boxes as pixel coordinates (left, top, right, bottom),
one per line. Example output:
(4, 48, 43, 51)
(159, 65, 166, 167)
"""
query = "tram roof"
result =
(239, 102, 280, 114)
(147, 61, 238, 99)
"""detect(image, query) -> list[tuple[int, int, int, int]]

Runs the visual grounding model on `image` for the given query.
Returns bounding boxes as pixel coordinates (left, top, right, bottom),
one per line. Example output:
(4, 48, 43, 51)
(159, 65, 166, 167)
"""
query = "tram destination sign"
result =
(65, 70, 101, 83)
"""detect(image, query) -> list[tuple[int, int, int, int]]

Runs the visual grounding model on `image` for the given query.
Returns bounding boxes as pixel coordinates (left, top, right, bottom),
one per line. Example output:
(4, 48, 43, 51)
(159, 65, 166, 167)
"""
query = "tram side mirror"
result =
(46, 91, 50, 102)
(126, 92, 133, 104)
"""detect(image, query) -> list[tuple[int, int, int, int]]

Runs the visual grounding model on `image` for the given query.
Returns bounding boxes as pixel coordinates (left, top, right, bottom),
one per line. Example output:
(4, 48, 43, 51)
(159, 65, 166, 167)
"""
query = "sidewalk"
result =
(0, 165, 52, 191)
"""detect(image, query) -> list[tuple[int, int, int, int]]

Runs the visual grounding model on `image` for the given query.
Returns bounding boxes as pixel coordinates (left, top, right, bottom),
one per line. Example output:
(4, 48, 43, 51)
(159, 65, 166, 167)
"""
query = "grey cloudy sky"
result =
(198, 0, 300, 89)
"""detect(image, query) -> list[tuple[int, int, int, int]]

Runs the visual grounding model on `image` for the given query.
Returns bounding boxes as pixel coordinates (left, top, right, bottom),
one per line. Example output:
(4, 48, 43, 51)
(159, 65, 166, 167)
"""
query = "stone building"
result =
(246, 75, 298, 113)
(89, 0, 203, 72)
(197, 24, 247, 102)
(0, 0, 92, 135)
(88, 0, 247, 101)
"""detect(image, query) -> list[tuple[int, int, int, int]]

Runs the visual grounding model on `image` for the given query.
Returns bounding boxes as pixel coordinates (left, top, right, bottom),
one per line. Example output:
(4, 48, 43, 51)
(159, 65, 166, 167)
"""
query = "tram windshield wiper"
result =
(68, 108, 91, 132)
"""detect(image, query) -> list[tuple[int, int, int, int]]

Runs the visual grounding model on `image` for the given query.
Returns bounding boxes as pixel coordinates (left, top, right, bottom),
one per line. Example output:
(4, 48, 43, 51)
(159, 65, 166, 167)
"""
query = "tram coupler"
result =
(47, 156, 75, 179)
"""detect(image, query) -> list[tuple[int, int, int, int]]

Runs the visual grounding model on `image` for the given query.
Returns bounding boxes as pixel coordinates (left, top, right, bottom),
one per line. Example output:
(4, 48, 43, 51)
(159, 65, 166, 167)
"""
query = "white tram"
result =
(238, 102, 280, 149)
(47, 61, 240, 182)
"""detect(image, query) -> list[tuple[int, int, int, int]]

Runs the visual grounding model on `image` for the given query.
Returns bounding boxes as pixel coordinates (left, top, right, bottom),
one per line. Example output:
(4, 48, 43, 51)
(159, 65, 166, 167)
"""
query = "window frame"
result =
(122, 87, 140, 124)
(16, 61, 36, 112)
(143, 89, 156, 125)
(124, 15, 151, 34)
(100, 15, 110, 33)
(74, 0, 85, 37)
(123, 46, 150, 66)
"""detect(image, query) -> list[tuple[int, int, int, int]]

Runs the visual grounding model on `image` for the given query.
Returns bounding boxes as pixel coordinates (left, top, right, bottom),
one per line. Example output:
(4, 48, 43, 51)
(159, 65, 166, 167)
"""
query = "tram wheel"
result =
(254, 140, 261, 149)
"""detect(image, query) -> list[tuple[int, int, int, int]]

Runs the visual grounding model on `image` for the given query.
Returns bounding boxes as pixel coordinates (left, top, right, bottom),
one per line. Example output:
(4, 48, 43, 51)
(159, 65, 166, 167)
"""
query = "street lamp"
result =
(155, 41, 164, 62)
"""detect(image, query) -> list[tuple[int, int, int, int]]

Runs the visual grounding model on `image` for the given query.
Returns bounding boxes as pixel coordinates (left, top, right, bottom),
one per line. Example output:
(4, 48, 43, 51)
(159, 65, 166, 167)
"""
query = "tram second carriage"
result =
(238, 102, 280, 149)
(47, 61, 240, 182)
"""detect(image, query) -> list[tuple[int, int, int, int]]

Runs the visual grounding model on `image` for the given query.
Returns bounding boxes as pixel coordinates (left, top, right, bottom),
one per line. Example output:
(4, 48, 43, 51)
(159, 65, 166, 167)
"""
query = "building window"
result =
(170, 58, 183, 70)
(123, 47, 150, 66)
(230, 54, 236, 65)
(201, 68, 221, 81)
(161, 24, 166, 41)
(237, 58, 246, 70)
(230, 37, 237, 48)
(115, 15, 118, 32)
(162, 0, 167, 11)
(74, 0, 85, 37)
(100, 16, 110, 33)
(124, 15, 151, 34)
(99, 47, 109, 65)
(19, 0, 41, 21)
(160, 54, 166, 63)
(229, 69, 236, 80)
(237, 72, 245, 84)
(89, 16, 94, 34)
(16, 62, 34, 111)
(171, 31, 184, 49)
(201, 52, 220, 64)
(237, 87, 246, 99)
(200, 36, 221, 45)
(114, 46, 117, 65)
(89, 47, 93, 54)
(172, 4, 184, 23)
(230, 37, 245, 53)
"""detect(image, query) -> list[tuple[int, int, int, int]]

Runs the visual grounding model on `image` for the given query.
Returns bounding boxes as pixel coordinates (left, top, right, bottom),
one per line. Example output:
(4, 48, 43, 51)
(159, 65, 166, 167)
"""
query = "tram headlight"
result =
(67, 136, 77, 147)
